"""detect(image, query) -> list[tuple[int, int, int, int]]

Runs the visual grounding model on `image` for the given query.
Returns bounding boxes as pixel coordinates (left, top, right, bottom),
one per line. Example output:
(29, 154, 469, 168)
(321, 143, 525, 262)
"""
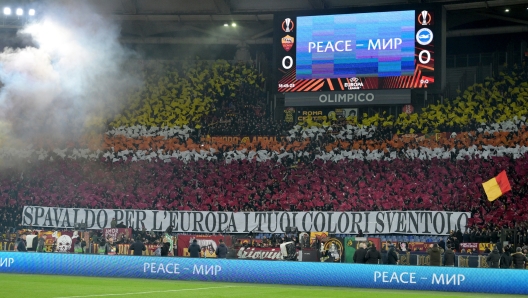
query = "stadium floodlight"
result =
(223, 23, 228, 27)
(28, 9, 35, 16)
(3, 7, 11, 15)
(16, 8, 22, 16)
(231, 22, 236, 27)
(505, 8, 509, 12)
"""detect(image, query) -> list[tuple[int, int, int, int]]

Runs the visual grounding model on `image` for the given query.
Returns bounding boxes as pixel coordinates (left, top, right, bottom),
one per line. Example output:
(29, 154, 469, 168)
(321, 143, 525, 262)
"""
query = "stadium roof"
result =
(0, 0, 526, 45)
(105, 0, 528, 45)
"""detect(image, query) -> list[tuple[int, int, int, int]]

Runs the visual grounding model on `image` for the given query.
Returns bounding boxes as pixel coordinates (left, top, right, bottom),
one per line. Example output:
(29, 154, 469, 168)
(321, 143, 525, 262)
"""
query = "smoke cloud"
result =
(0, 1, 140, 146)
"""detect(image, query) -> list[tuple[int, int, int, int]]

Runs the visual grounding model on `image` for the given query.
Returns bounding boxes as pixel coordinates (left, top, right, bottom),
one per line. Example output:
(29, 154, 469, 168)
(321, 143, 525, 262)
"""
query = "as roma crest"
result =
(281, 35, 294, 52)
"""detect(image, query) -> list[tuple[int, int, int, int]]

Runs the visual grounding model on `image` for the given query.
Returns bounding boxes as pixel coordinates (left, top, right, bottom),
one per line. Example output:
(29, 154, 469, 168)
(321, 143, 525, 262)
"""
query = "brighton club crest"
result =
(281, 35, 294, 52)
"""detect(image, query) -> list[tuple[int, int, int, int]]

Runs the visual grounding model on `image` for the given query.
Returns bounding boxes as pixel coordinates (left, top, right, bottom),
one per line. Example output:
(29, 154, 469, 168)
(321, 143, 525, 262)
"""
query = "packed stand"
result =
(0, 64, 526, 233)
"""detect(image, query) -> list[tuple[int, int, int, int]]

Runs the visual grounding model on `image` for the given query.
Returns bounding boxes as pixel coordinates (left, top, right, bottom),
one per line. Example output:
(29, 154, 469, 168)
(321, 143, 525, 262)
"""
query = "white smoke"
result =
(0, 1, 140, 144)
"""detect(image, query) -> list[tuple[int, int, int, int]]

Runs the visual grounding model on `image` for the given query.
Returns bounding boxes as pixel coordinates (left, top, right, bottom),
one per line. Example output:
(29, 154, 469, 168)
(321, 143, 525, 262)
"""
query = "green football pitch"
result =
(0, 273, 522, 298)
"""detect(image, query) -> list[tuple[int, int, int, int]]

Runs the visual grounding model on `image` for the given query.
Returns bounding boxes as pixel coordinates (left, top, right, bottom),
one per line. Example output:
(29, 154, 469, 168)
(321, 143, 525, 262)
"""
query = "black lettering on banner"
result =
(135, 211, 146, 231)
(170, 212, 178, 230)
(23, 207, 33, 226)
(327, 213, 336, 233)
(386, 212, 397, 232)
(420, 212, 433, 234)
(180, 212, 191, 232)
(34, 207, 45, 226)
(350, 213, 362, 233)
(279, 212, 291, 232)
(302, 212, 313, 232)
(457, 213, 469, 232)
(84, 209, 96, 228)
(254, 213, 265, 232)
(52, 208, 64, 227)
(218, 212, 228, 233)
(61, 210, 71, 228)
(114, 210, 124, 225)
(267, 212, 279, 233)
(433, 212, 446, 234)
(96, 210, 108, 229)
(363, 212, 371, 233)
(291, 213, 299, 230)
(205, 212, 216, 233)
(396, 212, 407, 233)
(337, 213, 349, 233)
(152, 211, 163, 231)
(228, 213, 238, 232)
(19, 207, 471, 235)
(125, 210, 134, 228)
(375, 212, 385, 233)
(243, 213, 250, 233)
(43, 208, 53, 226)
(193, 212, 204, 232)
(446, 212, 453, 233)
(313, 212, 325, 232)
(407, 212, 419, 233)
(73, 209, 81, 225)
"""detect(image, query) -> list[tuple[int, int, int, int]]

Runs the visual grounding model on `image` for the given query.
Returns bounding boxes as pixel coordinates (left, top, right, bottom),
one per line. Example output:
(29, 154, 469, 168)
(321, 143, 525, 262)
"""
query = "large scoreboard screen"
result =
(274, 7, 441, 93)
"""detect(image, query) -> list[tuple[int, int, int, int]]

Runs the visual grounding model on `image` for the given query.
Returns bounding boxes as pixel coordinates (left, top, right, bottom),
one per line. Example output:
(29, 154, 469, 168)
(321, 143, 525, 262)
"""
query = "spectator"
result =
(365, 244, 381, 264)
(215, 239, 228, 258)
(104, 237, 118, 255)
(160, 242, 170, 257)
(353, 242, 367, 264)
(500, 248, 512, 269)
(427, 243, 444, 266)
(188, 239, 201, 258)
(387, 243, 398, 265)
(511, 247, 527, 269)
(129, 238, 146, 256)
(486, 247, 501, 268)
(16, 235, 27, 252)
(443, 246, 455, 267)
(36, 235, 46, 253)
(438, 238, 446, 250)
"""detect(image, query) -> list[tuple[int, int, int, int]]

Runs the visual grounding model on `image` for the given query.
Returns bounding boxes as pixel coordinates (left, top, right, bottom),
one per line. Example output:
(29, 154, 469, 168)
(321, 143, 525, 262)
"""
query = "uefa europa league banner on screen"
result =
(21, 206, 469, 235)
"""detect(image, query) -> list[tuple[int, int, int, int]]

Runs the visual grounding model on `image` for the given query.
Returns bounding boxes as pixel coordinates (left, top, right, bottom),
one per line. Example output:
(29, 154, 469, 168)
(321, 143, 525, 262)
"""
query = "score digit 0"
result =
(418, 50, 431, 64)
(282, 56, 293, 69)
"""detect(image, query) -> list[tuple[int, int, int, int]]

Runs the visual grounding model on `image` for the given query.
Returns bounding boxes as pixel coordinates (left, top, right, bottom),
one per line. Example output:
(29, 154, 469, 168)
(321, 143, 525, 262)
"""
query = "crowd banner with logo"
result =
(294, 108, 357, 122)
(285, 89, 411, 107)
(344, 237, 356, 263)
(103, 228, 132, 241)
(478, 243, 494, 254)
(21, 207, 470, 235)
(459, 242, 478, 253)
(284, 107, 295, 123)
(233, 238, 263, 247)
(407, 242, 437, 252)
(177, 235, 232, 257)
(201, 135, 279, 146)
(1, 252, 527, 294)
(320, 237, 344, 262)
(0, 241, 16, 251)
(236, 247, 286, 260)
(309, 232, 328, 247)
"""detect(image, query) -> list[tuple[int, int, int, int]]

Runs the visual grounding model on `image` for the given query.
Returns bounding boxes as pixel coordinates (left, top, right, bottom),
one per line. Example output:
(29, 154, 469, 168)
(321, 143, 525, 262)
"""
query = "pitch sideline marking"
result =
(54, 286, 239, 298)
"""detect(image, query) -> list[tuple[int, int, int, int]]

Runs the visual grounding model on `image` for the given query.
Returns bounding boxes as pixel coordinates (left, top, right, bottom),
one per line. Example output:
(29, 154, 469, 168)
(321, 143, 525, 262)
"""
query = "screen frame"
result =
(273, 4, 443, 94)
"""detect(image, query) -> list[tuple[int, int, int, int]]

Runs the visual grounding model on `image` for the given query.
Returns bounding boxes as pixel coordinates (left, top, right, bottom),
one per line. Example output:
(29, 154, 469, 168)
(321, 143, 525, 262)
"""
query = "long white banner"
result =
(21, 206, 470, 235)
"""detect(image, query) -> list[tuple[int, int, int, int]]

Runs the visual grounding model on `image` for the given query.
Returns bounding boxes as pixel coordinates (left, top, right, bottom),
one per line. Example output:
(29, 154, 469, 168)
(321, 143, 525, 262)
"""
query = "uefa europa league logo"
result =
(282, 18, 294, 32)
(421, 10, 428, 25)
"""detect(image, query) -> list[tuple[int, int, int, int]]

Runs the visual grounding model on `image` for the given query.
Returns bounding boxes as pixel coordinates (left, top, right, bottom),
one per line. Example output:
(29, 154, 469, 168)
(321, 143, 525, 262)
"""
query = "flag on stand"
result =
(482, 170, 511, 202)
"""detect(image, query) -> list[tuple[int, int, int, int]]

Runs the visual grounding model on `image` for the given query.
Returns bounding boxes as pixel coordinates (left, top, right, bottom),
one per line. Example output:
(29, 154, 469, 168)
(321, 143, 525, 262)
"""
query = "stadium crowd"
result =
(0, 61, 527, 245)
